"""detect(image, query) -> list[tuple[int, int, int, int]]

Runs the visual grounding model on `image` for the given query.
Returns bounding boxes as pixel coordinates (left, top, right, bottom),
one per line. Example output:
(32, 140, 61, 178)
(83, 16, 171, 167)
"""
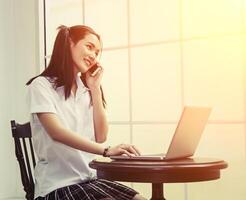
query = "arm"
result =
(86, 68, 108, 143)
(37, 113, 105, 155)
(37, 112, 140, 157)
(90, 87, 108, 143)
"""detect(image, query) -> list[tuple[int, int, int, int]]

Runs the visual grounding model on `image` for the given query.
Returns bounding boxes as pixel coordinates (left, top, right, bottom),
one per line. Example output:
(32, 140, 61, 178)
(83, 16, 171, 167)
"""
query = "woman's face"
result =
(70, 33, 101, 74)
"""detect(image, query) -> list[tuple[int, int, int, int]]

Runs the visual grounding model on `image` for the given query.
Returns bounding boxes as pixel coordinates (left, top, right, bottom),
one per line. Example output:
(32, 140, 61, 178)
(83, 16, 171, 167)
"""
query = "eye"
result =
(86, 44, 93, 50)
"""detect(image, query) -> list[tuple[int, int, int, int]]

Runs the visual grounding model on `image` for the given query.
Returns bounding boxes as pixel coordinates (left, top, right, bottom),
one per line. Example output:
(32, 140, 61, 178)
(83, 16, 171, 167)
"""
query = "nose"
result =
(88, 52, 96, 60)
(88, 54, 98, 64)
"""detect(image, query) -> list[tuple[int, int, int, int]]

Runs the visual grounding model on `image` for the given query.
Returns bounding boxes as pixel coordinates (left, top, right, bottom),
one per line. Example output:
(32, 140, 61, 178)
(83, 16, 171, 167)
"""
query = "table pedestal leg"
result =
(150, 183, 166, 200)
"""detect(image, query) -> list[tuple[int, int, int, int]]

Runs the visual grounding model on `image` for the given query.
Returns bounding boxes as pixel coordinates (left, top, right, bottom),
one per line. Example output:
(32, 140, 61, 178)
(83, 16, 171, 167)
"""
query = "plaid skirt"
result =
(35, 179, 138, 200)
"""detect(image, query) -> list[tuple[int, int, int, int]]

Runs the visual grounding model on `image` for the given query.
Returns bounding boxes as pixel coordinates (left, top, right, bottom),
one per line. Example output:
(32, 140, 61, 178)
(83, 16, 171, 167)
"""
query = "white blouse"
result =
(27, 75, 97, 198)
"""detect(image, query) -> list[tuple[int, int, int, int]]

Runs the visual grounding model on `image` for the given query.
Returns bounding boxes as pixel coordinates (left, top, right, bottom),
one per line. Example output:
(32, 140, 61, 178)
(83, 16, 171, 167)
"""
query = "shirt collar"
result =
(54, 74, 89, 98)
(76, 73, 89, 94)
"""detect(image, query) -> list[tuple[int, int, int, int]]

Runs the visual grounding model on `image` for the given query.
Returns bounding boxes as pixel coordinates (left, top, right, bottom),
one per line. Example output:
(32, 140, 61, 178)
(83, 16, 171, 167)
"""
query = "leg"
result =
(151, 183, 166, 200)
(132, 194, 147, 200)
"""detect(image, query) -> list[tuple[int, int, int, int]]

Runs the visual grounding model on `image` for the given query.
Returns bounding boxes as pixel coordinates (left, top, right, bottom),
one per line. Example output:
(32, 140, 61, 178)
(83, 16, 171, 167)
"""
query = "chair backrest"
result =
(10, 120, 36, 200)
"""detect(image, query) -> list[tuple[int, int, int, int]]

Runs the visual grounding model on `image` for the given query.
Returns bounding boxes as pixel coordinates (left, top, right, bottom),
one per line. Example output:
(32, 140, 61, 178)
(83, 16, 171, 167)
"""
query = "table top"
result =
(89, 157, 228, 183)
(90, 157, 227, 170)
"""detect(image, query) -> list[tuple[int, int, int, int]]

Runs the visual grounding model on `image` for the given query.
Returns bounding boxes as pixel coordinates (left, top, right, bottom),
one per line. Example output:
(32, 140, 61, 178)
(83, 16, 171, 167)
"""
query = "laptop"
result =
(110, 106, 212, 161)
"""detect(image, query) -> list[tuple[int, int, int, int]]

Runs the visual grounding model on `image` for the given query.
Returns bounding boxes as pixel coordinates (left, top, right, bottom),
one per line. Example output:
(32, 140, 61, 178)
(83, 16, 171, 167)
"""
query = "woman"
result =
(27, 25, 146, 200)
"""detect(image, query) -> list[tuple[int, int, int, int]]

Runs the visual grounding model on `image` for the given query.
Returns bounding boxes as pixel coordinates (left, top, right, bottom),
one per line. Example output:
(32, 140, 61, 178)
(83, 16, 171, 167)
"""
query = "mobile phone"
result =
(89, 63, 102, 76)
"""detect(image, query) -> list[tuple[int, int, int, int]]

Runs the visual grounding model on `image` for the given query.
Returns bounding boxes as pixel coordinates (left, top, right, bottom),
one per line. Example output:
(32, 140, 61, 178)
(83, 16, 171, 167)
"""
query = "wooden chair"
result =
(10, 120, 36, 200)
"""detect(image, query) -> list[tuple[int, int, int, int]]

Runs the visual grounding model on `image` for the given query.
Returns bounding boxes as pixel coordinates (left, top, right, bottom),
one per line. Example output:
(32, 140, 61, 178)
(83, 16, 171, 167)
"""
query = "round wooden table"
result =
(89, 157, 228, 200)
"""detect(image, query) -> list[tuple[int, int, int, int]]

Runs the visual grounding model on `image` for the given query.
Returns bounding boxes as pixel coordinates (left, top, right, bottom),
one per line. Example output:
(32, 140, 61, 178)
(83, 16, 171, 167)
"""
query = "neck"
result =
(71, 81, 77, 94)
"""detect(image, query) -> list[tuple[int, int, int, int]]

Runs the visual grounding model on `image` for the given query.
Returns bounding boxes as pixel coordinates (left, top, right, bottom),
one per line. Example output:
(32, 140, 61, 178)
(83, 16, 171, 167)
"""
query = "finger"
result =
(121, 144, 141, 156)
(128, 146, 139, 156)
(131, 145, 141, 156)
(91, 67, 102, 77)
(121, 149, 133, 157)
(93, 68, 104, 79)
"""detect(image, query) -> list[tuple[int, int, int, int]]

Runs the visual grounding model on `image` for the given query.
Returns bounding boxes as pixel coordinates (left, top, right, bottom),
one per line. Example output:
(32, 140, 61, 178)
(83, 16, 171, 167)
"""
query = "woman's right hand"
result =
(106, 144, 141, 157)
(85, 63, 103, 91)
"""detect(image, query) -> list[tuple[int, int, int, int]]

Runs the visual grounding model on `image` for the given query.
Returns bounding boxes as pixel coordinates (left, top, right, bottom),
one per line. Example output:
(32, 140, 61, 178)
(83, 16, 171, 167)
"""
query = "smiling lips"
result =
(84, 58, 92, 67)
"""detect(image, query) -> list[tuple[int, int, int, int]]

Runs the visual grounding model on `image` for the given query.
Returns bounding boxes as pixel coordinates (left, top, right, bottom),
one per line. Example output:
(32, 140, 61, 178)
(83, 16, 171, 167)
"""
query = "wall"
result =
(0, 0, 39, 199)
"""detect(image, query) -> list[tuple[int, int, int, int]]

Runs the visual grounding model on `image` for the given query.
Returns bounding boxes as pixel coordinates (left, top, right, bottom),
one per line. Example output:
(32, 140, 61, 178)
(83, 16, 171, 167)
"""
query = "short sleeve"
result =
(27, 77, 57, 114)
